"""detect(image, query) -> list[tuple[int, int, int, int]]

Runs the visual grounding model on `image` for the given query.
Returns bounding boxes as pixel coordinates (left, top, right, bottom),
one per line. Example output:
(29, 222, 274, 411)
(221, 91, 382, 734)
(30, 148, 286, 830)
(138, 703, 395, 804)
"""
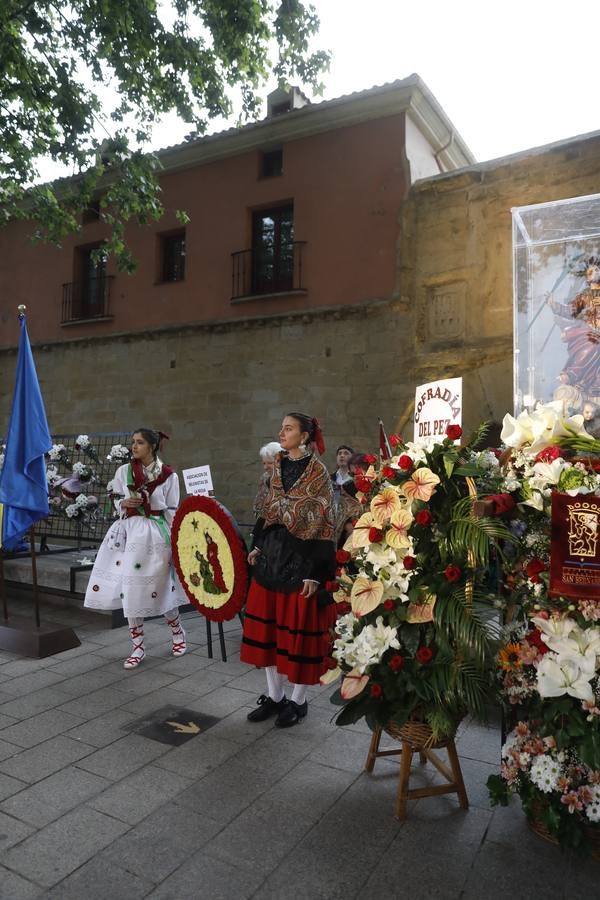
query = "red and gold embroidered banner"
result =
(550, 492, 600, 599)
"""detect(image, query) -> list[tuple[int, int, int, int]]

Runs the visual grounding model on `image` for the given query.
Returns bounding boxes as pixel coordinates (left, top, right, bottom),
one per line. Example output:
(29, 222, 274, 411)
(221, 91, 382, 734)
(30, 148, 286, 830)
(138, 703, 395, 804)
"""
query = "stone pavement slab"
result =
(0, 735, 95, 784)
(75, 733, 171, 780)
(88, 764, 193, 824)
(0, 864, 43, 900)
(0, 765, 110, 827)
(0, 708, 85, 749)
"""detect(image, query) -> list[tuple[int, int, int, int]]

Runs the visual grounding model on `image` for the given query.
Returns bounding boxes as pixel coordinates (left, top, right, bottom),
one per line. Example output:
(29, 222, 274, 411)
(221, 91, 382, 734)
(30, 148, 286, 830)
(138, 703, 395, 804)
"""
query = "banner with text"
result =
(413, 377, 462, 446)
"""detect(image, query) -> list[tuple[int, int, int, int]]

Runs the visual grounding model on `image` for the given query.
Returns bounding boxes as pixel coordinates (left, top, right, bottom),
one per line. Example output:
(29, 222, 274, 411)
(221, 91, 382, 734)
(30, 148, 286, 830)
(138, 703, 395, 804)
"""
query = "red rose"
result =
(416, 646, 434, 665)
(484, 493, 516, 517)
(390, 433, 402, 448)
(363, 454, 377, 465)
(444, 564, 462, 582)
(355, 477, 373, 494)
(446, 424, 463, 441)
(324, 581, 339, 592)
(337, 601, 351, 615)
(402, 555, 416, 570)
(383, 598, 396, 611)
(389, 654, 405, 672)
(370, 683, 383, 698)
(534, 446, 563, 464)
(368, 527, 383, 543)
(382, 465, 396, 480)
(398, 454, 413, 471)
(353, 467, 364, 476)
(336, 549, 351, 564)
(526, 558, 546, 584)
(526, 628, 550, 656)
(415, 509, 432, 526)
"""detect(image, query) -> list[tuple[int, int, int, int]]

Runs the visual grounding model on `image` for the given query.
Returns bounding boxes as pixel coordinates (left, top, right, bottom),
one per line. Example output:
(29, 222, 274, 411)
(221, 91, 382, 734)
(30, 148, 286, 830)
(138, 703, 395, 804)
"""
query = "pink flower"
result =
(515, 722, 530, 737)
(561, 791, 583, 813)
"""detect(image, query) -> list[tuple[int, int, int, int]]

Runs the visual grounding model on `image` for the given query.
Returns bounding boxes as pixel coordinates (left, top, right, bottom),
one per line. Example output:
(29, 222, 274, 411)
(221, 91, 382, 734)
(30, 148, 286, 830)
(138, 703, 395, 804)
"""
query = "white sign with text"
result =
(413, 377, 463, 446)
(182, 465, 214, 497)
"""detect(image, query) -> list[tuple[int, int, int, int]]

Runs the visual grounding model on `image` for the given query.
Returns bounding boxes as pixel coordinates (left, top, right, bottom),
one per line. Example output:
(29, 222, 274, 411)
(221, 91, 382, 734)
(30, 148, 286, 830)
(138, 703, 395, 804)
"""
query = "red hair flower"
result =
(402, 555, 416, 570)
(383, 598, 396, 611)
(446, 424, 463, 440)
(398, 455, 413, 471)
(444, 564, 462, 582)
(368, 527, 383, 543)
(336, 549, 351, 564)
(415, 509, 432, 526)
(370, 683, 383, 698)
(389, 654, 405, 672)
(416, 646, 434, 665)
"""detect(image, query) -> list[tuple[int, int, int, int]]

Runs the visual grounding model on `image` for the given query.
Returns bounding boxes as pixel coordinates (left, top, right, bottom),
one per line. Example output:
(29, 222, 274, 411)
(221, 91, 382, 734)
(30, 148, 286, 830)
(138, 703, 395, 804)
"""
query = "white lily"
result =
(532, 615, 576, 651)
(537, 654, 594, 701)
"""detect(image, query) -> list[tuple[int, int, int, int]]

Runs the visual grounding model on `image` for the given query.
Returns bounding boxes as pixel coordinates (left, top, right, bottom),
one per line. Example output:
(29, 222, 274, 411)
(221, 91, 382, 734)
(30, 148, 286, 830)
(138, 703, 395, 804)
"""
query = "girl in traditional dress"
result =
(241, 412, 336, 727)
(84, 428, 187, 669)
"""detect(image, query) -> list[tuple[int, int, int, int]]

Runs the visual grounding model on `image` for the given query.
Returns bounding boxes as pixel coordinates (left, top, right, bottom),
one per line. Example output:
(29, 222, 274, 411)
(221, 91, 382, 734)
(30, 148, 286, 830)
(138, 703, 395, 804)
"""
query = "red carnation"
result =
(446, 424, 463, 441)
(390, 433, 402, 448)
(534, 446, 563, 464)
(336, 549, 351, 564)
(325, 581, 340, 592)
(389, 654, 405, 672)
(526, 558, 546, 584)
(484, 493, 516, 517)
(370, 683, 383, 698)
(368, 527, 383, 543)
(398, 454, 413, 471)
(382, 465, 396, 480)
(416, 646, 434, 665)
(402, 555, 416, 570)
(415, 509, 432, 526)
(383, 598, 396, 611)
(444, 564, 462, 582)
(363, 454, 377, 465)
(355, 477, 373, 494)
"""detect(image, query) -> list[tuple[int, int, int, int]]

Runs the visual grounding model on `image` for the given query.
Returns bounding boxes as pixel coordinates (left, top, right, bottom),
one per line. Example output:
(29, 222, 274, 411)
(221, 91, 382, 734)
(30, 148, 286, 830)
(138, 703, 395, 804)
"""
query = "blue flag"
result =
(0, 315, 52, 549)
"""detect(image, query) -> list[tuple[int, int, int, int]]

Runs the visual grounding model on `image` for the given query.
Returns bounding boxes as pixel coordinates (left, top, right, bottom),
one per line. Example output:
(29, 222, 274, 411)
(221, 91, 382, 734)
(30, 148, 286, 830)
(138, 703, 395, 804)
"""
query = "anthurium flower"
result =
(319, 666, 342, 686)
(536, 654, 594, 701)
(350, 575, 384, 616)
(386, 508, 413, 549)
(401, 467, 440, 502)
(370, 488, 402, 526)
(340, 669, 370, 699)
(352, 512, 375, 549)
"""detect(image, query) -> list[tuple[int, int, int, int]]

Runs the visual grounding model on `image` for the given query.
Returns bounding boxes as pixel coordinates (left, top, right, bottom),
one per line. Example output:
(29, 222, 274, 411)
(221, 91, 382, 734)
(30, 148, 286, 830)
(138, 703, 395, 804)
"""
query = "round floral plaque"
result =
(172, 496, 248, 622)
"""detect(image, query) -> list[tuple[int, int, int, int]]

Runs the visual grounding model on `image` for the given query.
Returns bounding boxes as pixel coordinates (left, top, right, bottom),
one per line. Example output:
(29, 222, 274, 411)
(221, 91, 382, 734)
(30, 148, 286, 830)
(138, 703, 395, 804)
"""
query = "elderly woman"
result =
(241, 412, 336, 727)
(84, 428, 186, 669)
(253, 441, 282, 518)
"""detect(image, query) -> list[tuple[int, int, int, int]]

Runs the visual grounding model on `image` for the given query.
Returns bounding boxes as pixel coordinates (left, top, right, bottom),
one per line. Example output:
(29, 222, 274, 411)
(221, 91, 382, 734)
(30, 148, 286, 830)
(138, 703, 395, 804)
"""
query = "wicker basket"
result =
(384, 713, 460, 750)
(529, 800, 600, 862)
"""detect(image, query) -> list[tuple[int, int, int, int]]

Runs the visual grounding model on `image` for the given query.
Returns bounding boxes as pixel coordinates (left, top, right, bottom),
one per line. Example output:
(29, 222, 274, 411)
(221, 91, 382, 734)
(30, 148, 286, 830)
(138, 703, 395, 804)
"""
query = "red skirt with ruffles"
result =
(240, 580, 336, 685)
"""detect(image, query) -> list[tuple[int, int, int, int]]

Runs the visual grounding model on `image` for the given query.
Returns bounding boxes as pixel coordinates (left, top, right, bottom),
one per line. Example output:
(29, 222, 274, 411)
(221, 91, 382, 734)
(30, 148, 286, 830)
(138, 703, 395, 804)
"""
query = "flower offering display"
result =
(487, 401, 600, 854)
(326, 425, 512, 742)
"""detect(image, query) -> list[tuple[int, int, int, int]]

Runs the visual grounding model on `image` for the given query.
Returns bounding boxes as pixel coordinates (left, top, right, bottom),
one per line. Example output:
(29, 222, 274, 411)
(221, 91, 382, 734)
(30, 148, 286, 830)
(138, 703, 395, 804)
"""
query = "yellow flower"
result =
(350, 576, 384, 616)
(401, 467, 440, 502)
(385, 508, 413, 549)
(498, 643, 522, 671)
(370, 488, 402, 526)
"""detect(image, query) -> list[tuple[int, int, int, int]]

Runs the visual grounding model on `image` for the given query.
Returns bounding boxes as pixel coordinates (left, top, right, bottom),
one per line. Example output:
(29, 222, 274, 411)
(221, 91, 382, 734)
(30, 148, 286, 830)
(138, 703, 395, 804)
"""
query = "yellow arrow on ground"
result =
(165, 720, 201, 735)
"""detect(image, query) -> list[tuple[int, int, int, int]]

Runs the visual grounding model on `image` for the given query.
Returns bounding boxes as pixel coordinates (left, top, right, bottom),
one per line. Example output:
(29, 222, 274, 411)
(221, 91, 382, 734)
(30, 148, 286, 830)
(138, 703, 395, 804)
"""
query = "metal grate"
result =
(40, 432, 132, 548)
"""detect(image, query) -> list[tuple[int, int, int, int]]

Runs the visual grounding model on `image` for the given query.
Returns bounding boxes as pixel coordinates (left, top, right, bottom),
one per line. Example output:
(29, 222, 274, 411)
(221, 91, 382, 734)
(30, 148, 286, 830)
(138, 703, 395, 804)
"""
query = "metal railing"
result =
(231, 241, 306, 300)
(61, 276, 114, 324)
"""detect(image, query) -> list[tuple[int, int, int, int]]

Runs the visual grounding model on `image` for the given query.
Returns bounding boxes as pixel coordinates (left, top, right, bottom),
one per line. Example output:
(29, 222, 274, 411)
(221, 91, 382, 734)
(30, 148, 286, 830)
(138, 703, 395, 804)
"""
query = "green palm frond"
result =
(447, 497, 514, 566)
(466, 422, 491, 451)
(434, 589, 494, 665)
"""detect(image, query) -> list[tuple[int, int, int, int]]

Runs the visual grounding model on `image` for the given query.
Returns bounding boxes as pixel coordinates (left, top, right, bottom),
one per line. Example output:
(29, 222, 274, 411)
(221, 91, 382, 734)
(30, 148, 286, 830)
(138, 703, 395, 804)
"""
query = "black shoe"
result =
(247, 694, 287, 722)
(275, 700, 308, 728)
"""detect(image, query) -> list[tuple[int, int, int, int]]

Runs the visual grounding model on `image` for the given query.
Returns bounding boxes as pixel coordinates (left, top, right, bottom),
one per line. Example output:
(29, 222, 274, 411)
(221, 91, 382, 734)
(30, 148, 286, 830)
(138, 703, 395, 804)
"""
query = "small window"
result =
(160, 230, 186, 282)
(261, 149, 283, 178)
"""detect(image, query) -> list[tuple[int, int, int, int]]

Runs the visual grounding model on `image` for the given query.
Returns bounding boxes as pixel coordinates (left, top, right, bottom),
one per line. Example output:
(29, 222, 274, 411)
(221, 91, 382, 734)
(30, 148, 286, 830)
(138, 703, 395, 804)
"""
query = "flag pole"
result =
(0, 552, 7, 622)
(29, 527, 41, 629)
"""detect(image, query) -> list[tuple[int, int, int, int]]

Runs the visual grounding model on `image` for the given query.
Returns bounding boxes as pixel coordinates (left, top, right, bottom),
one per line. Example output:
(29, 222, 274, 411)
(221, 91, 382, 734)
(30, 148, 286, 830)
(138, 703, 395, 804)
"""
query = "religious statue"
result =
(550, 256, 600, 403)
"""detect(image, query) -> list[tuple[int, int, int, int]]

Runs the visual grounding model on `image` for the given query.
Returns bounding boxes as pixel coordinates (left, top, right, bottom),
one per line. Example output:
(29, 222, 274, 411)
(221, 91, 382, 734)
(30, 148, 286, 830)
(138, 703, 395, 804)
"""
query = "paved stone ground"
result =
(0, 605, 596, 900)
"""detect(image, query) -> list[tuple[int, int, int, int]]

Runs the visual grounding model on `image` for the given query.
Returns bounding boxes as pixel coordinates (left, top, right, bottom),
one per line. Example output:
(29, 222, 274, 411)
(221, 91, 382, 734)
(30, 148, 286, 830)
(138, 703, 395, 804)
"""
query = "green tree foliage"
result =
(0, 0, 329, 269)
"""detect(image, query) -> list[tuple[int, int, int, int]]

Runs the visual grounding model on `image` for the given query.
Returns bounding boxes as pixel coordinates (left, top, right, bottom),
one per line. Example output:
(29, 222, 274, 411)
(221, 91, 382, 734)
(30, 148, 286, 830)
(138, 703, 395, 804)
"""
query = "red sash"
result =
(128, 461, 174, 517)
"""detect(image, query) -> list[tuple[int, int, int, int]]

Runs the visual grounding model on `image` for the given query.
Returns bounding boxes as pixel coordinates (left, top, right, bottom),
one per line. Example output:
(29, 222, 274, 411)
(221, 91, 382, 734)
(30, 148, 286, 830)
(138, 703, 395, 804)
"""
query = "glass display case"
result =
(513, 193, 600, 427)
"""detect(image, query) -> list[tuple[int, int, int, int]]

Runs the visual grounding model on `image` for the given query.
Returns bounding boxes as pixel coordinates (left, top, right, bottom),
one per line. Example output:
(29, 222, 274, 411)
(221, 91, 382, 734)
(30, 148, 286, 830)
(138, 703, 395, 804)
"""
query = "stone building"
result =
(1, 74, 600, 521)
